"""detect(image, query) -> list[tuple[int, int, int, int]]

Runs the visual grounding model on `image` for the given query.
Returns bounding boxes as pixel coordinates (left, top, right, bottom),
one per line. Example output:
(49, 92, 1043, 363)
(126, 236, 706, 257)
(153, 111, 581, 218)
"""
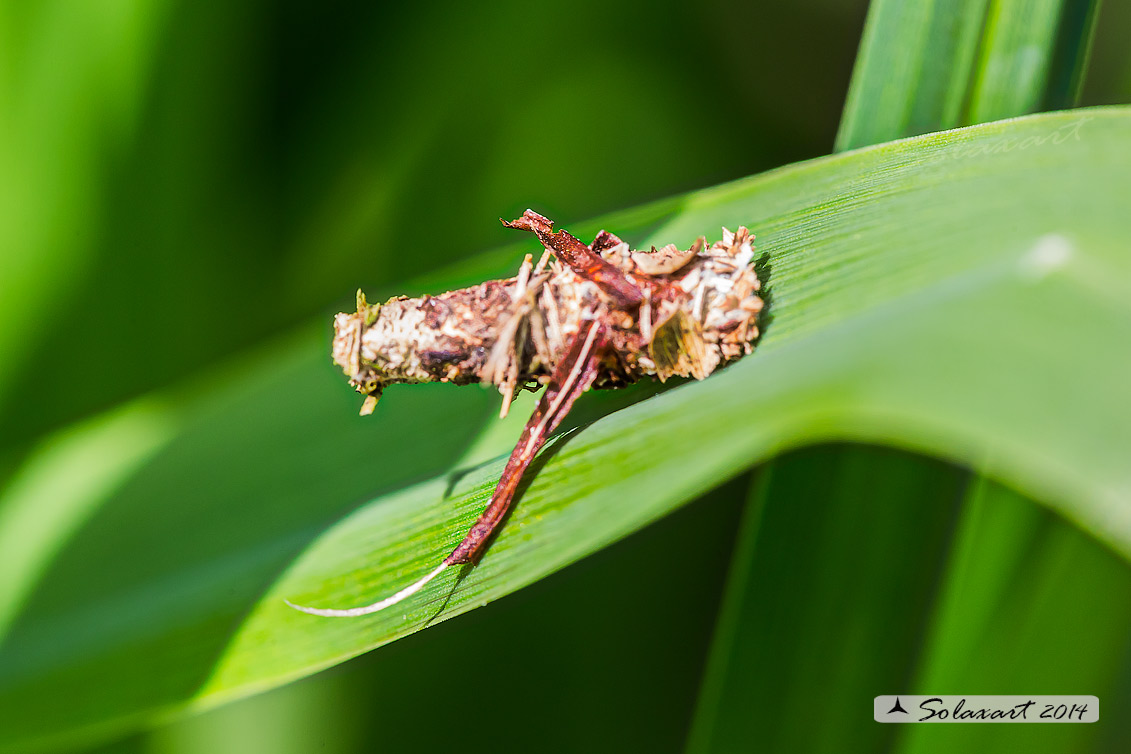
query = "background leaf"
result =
(686, 446, 970, 754)
(836, 0, 1100, 150)
(0, 0, 859, 453)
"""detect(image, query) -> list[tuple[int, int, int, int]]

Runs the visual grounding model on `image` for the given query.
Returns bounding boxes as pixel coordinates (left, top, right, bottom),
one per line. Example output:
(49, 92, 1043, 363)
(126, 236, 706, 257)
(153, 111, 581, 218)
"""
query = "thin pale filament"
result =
(284, 562, 448, 617)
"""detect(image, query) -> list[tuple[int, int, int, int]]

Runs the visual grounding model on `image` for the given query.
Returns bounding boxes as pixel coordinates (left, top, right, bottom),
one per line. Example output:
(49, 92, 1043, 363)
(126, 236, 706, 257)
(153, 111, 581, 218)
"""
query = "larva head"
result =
(331, 290, 385, 415)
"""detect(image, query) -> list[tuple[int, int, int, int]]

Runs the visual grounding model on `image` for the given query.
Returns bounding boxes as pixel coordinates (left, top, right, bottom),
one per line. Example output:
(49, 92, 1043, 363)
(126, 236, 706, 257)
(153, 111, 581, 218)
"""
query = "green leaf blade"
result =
(1, 108, 1129, 752)
(836, 0, 1099, 150)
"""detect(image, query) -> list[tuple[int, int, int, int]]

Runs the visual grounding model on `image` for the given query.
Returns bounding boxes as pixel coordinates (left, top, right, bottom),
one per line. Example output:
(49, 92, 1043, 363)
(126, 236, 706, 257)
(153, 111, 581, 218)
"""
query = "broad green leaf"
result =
(0, 401, 176, 639)
(966, 0, 1099, 123)
(892, 480, 1131, 754)
(837, 0, 1099, 150)
(1, 107, 1130, 752)
(143, 480, 748, 754)
(686, 446, 969, 754)
(686, 453, 1131, 754)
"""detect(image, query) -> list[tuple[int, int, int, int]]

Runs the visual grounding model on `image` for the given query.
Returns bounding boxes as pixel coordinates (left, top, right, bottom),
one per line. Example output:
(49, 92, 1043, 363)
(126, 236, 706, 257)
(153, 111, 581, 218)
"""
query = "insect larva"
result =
(287, 210, 762, 616)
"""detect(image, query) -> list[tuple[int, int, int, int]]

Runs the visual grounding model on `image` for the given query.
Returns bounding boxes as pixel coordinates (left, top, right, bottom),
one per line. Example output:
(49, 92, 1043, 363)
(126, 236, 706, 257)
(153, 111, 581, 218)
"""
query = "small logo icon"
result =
(888, 698, 909, 715)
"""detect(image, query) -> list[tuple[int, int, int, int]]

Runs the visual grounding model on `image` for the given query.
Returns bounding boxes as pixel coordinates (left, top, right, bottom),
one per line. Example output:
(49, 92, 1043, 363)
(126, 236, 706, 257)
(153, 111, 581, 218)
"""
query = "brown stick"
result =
(501, 209, 644, 308)
(445, 317, 608, 565)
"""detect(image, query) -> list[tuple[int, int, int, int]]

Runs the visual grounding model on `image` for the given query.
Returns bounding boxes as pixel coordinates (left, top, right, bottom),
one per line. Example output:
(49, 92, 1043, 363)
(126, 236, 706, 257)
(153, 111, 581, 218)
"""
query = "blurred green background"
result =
(2, 1, 1130, 752)
(0, 0, 868, 451)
